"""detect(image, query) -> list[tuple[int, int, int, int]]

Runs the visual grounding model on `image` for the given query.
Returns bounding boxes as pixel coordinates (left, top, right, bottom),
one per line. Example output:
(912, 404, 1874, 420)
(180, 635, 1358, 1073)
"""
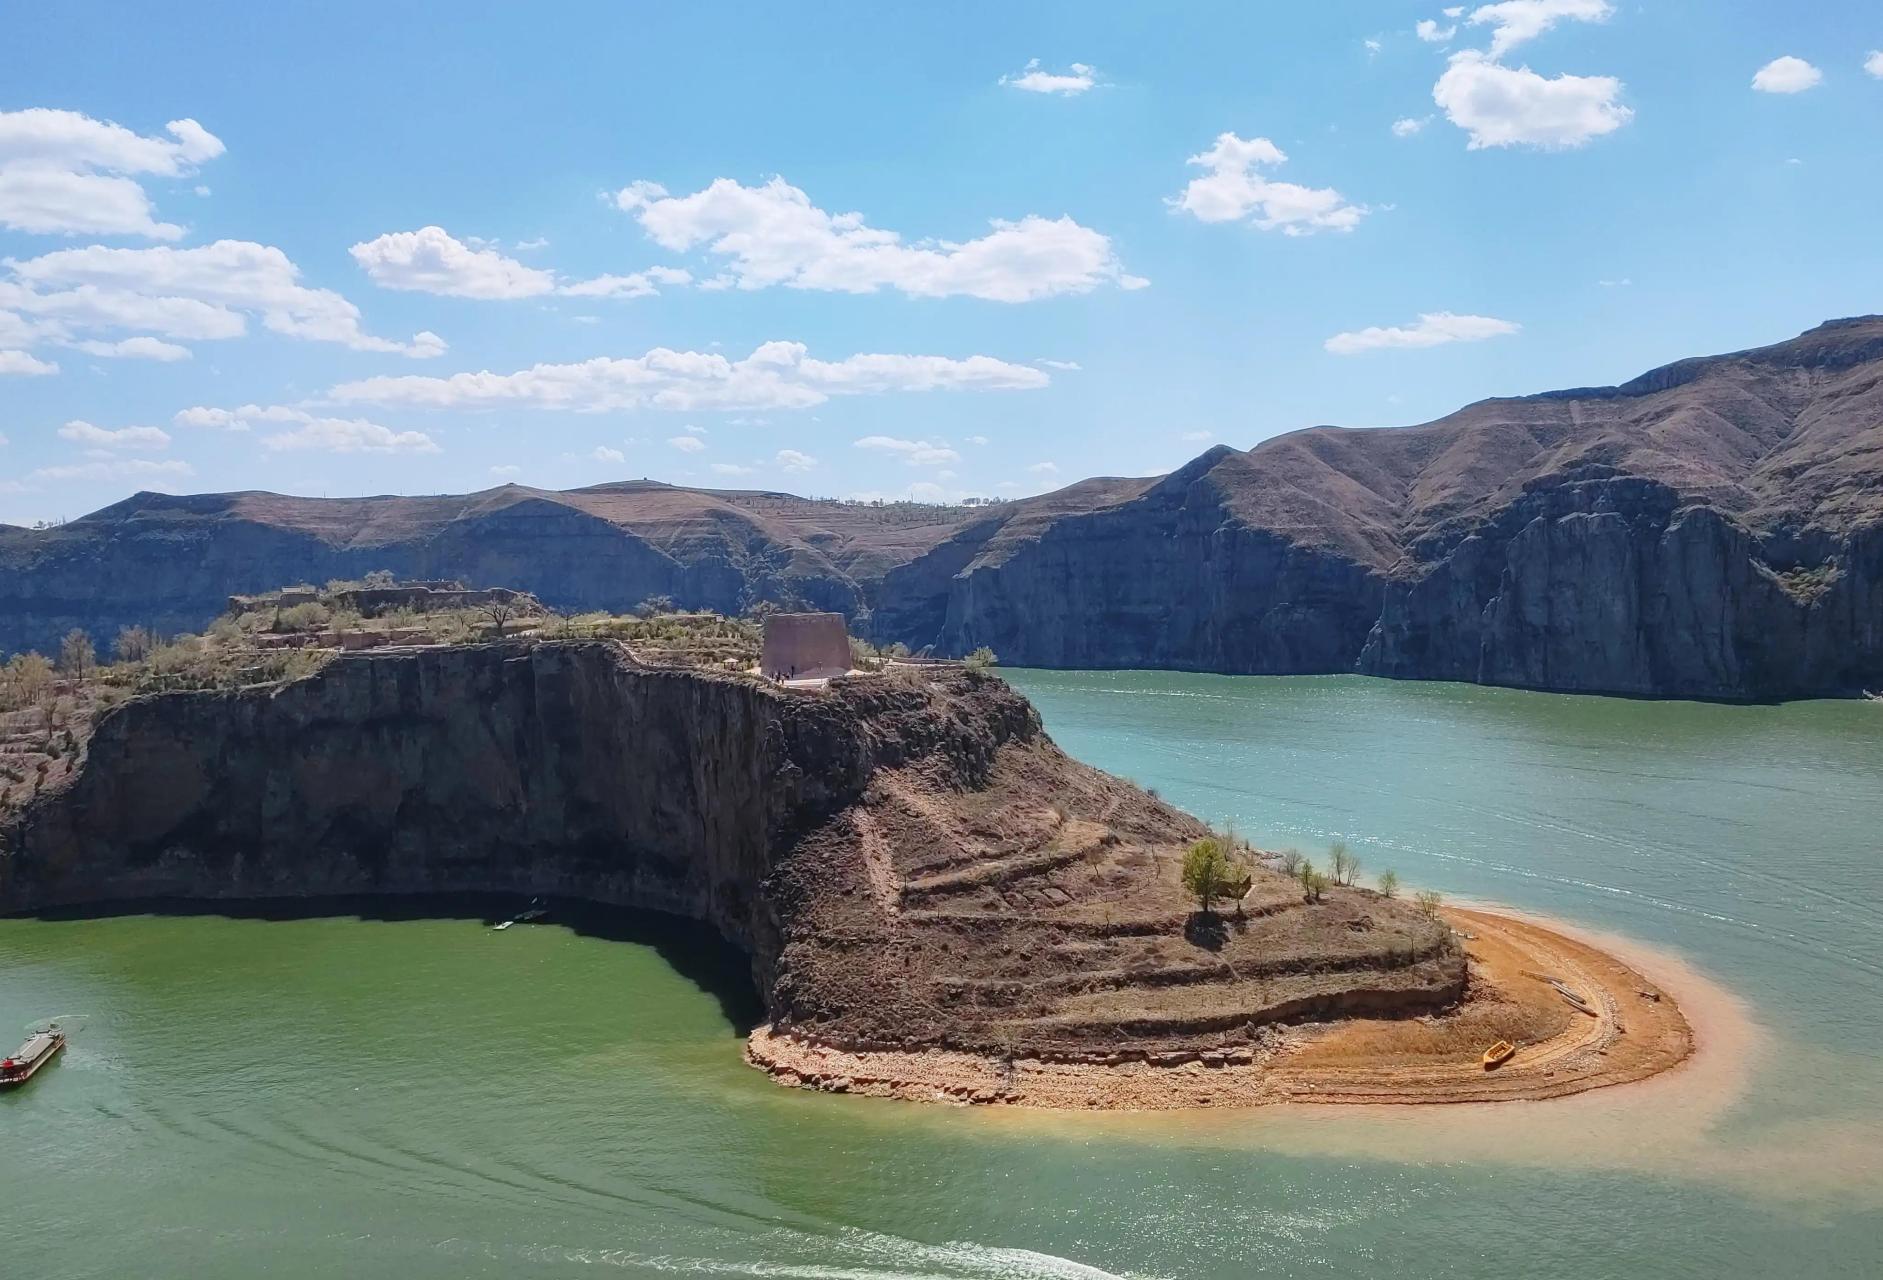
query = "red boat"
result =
(0, 1026, 66, 1088)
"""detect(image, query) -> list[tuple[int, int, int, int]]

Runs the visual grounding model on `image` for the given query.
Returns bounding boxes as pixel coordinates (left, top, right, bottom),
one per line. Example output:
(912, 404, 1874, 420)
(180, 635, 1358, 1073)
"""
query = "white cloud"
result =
(351, 227, 690, 301)
(2, 240, 444, 357)
(1168, 133, 1368, 234)
(490, 464, 521, 477)
(0, 349, 57, 375)
(684, 423, 707, 435)
(1465, 1, 1613, 58)
(1036, 358, 1082, 370)
(613, 177, 1144, 301)
(1324, 311, 1520, 354)
(558, 269, 691, 299)
(709, 461, 755, 476)
(1867, 51, 1883, 79)
(854, 435, 960, 466)
(173, 405, 249, 430)
(351, 226, 558, 299)
(57, 419, 171, 450)
(775, 449, 816, 472)
(1434, 52, 1632, 148)
(1599, 276, 1631, 287)
(514, 237, 549, 251)
(668, 434, 706, 453)
(966, 435, 990, 446)
(1392, 116, 1431, 137)
(1752, 56, 1823, 94)
(592, 445, 625, 464)
(1181, 430, 1214, 442)
(330, 342, 1049, 414)
(1027, 462, 1059, 476)
(31, 457, 193, 483)
(0, 108, 222, 240)
(1417, 20, 1457, 43)
(71, 336, 191, 361)
(179, 403, 438, 452)
(1365, 38, 1383, 55)
(1000, 58, 1098, 95)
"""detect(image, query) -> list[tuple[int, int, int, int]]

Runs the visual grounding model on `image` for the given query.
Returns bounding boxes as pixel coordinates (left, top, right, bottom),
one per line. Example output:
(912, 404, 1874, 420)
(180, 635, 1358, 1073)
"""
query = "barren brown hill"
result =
(0, 481, 984, 657)
(6, 317, 1882, 698)
(879, 316, 1883, 698)
(0, 643, 1463, 1069)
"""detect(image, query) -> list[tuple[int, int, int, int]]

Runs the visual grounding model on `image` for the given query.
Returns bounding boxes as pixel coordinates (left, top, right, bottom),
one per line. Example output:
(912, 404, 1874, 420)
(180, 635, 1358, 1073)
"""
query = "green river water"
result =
(4, 671, 1882, 1279)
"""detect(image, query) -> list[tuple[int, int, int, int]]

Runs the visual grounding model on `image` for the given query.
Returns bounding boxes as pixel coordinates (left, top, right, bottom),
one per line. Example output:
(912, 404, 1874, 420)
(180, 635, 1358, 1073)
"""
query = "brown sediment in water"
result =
(745, 906, 1696, 1110)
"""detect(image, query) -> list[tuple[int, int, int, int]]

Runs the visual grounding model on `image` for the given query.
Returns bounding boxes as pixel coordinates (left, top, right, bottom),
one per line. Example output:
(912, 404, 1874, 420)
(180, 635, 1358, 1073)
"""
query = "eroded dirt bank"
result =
(747, 906, 1695, 1109)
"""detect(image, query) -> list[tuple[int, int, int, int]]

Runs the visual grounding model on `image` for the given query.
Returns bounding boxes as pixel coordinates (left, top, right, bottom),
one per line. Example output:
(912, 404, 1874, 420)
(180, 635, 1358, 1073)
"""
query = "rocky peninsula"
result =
(0, 641, 1691, 1107)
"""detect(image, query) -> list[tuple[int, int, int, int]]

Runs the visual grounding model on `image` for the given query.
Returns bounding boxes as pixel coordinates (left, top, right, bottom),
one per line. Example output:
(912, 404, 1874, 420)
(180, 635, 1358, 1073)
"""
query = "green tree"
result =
(1377, 869, 1400, 898)
(1181, 837, 1233, 915)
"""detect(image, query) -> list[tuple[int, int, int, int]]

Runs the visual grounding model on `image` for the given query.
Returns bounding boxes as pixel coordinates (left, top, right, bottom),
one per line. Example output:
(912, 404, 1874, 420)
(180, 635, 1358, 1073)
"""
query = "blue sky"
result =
(2, 2, 1880, 524)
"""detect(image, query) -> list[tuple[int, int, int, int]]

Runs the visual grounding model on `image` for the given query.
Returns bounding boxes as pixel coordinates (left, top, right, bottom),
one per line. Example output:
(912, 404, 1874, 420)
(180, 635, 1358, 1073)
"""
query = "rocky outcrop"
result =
(0, 643, 1462, 1057)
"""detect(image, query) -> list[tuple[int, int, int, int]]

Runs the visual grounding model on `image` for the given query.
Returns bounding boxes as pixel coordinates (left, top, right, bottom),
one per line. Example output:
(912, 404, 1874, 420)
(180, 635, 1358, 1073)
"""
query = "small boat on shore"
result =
(1482, 1040, 1516, 1070)
(1, 1025, 67, 1088)
(493, 898, 548, 931)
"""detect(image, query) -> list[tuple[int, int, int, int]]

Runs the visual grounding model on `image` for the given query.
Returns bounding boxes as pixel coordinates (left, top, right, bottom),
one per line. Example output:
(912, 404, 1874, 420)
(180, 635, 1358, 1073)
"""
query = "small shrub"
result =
(1414, 889, 1443, 920)
(964, 646, 998, 670)
(1377, 869, 1400, 898)
(1181, 837, 1233, 915)
(1278, 847, 1304, 877)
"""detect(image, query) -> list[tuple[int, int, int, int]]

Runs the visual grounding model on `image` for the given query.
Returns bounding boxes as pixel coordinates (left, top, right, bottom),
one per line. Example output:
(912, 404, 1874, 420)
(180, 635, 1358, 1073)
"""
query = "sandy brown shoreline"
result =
(746, 906, 1697, 1110)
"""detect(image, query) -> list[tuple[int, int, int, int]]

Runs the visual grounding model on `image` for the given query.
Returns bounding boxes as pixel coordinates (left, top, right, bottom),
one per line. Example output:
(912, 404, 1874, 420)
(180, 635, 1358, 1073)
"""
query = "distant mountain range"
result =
(7, 316, 1882, 700)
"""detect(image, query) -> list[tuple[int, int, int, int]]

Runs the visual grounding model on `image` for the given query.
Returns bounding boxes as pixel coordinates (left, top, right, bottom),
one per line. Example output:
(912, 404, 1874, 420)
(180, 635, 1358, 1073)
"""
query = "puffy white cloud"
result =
(57, 419, 171, 450)
(31, 457, 193, 483)
(667, 434, 706, 453)
(709, 461, 755, 476)
(514, 238, 549, 251)
(1324, 311, 1520, 354)
(351, 226, 558, 299)
(330, 342, 1048, 414)
(71, 336, 191, 360)
(1464, 1, 1613, 58)
(1417, 20, 1457, 43)
(489, 464, 522, 477)
(854, 436, 960, 466)
(1867, 51, 1883, 79)
(178, 403, 437, 452)
(0, 349, 57, 375)
(775, 449, 816, 472)
(1168, 133, 1367, 234)
(613, 177, 1143, 301)
(1752, 56, 1823, 94)
(966, 435, 990, 446)
(1392, 116, 1430, 137)
(352, 227, 694, 302)
(1000, 59, 1098, 95)
(0, 108, 222, 240)
(2, 240, 444, 357)
(173, 405, 250, 430)
(592, 445, 625, 465)
(1433, 52, 1632, 148)
(1028, 461, 1059, 475)
(1036, 358, 1082, 370)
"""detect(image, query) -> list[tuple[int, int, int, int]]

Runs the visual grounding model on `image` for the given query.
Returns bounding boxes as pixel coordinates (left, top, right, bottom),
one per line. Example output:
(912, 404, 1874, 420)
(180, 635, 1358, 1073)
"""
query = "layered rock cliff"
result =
(9, 318, 1881, 700)
(0, 643, 1461, 1057)
(877, 317, 1883, 699)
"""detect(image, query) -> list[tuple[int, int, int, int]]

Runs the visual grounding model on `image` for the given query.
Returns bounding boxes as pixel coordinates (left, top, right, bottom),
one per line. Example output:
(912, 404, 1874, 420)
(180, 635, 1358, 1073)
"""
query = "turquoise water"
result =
(4, 672, 1881, 1278)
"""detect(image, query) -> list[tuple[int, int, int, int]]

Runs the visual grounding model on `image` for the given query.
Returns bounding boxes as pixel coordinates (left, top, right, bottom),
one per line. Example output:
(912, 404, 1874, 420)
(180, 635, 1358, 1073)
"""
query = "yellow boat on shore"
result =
(1482, 1040, 1516, 1070)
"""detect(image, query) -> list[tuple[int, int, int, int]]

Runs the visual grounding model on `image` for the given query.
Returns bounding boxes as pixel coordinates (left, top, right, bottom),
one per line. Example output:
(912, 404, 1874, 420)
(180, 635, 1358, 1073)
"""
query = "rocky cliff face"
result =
(11, 319, 1880, 700)
(875, 318, 1883, 699)
(0, 643, 1462, 1057)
